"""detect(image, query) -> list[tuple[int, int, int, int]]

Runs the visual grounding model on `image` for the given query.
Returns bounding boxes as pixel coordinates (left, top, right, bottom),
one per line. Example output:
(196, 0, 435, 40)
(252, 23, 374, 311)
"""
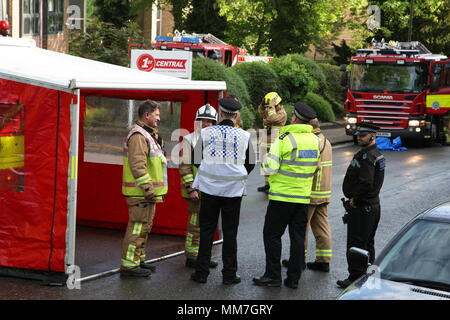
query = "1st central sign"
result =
(130, 50, 192, 79)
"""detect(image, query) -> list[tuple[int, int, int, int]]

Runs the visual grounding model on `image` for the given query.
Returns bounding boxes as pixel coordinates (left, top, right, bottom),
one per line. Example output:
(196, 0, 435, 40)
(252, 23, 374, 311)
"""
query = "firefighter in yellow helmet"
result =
(120, 100, 168, 277)
(257, 92, 287, 192)
(179, 104, 219, 269)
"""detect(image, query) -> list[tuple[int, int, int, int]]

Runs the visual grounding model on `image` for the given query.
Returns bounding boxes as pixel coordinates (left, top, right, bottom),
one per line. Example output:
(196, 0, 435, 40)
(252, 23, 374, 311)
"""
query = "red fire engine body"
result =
(344, 41, 450, 144)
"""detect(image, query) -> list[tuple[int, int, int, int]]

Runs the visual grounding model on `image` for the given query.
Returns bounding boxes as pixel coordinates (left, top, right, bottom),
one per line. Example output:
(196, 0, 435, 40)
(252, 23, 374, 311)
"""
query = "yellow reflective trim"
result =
(426, 94, 450, 109)
(126, 245, 137, 262)
(132, 222, 143, 236)
(71, 155, 78, 180)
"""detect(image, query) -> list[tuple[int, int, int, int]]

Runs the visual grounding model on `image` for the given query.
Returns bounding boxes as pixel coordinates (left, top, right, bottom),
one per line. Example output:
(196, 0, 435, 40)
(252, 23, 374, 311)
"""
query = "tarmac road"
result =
(1, 139, 450, 301)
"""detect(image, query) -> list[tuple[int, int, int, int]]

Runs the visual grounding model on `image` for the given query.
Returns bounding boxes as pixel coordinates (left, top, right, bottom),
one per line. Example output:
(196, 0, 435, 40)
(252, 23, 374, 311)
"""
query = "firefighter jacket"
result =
(192, 119, 255, 197)
(179, 130, 200, 199)
(122, 120, 168, 201)
(262, 124, 320, 204)
(259, 104, 287, 131)
(343, 144, 385, 205)
(310, 129, 332, 204)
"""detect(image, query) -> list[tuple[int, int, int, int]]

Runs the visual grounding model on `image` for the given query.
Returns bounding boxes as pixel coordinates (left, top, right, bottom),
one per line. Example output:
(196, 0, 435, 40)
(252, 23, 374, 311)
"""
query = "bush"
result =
(303, 92, 335, 122)
(283, 104, 294, 125)
(231, 62, 280, 109)
(192, 58, 250, 105)
(268, 55, 316, 104)
(288, 54, 326, 94)
(318, 63, 346, 116)
(239, 105, 256, 130)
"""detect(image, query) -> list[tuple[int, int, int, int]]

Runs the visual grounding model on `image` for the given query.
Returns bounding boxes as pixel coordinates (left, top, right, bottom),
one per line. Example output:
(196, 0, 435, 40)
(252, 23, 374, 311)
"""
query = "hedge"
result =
(303, 92, 335, 122)
(317, 63, 346, 116)
(288, 54, 326, 94)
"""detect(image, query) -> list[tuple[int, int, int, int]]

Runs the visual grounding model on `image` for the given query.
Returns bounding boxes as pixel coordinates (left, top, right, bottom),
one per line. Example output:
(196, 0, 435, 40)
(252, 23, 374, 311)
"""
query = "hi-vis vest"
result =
(180, 131, 199, 199)
(192, 125, 251, 197)
(122, 124, 168, 198)
(262, 124, 320, 204)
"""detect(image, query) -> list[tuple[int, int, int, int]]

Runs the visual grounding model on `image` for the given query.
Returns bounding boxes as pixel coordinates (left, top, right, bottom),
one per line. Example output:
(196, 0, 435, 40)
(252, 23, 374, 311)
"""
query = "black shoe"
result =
(307, 262, 330, 272)
(336, 278, 353, 289)
(223, 275, 241, 285)
(120, 267, 151, 277)
(252, 276, 281, 287)
(281, 259, 306, 270)
(140, 262, 156, 273)
(190, 272, 207, 284)
(257, 185, 270, 192)
(186, 259, 218, 269)
(283, 278, 298, 289)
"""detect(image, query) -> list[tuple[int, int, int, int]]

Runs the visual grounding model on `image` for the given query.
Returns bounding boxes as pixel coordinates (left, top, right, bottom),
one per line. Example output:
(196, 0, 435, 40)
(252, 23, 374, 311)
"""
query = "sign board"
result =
(130, 50, 193, 79)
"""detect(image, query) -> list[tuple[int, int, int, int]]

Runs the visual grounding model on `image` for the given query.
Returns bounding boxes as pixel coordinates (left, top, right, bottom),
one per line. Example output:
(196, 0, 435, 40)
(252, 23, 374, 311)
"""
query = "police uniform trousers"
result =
(305, 203, 333, 263)
(346, 203, 380, 280)
(185, 199, 201, 260)
(121, 198, 156, 269)
(263, 200, 308, 282)
(195, 192, 242, 280)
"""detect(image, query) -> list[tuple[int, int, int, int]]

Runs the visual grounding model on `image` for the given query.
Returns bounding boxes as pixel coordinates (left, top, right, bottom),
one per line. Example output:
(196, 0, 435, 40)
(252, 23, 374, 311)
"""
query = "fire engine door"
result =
(427, 61, 450, 113)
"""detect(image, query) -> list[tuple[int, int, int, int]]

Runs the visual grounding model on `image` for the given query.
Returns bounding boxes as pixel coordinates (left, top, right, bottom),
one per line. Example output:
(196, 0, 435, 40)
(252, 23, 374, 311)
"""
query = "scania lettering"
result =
(342, 40, 450, 145)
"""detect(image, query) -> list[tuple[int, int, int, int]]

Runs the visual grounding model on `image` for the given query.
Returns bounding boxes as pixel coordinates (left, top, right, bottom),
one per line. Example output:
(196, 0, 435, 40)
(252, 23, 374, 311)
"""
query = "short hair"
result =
(309, 118, 320, 129)
(138, 100, 160, 118)
(220, 109, 236, 120)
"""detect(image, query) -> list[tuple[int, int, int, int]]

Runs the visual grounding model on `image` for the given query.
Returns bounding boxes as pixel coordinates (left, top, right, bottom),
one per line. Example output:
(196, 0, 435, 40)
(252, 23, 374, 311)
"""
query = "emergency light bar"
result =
(155, 35, 202, 44)
(357, 49, 420, 57)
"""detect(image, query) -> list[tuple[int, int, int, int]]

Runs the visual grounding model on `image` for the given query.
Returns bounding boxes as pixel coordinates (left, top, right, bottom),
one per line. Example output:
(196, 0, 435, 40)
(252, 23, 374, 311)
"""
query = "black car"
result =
(338, 202, 450, 300)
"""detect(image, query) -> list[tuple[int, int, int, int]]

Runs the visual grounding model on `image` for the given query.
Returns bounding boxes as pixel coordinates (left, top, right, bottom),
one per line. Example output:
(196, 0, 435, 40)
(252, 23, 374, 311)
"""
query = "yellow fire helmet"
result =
(263, 92, 282, 107)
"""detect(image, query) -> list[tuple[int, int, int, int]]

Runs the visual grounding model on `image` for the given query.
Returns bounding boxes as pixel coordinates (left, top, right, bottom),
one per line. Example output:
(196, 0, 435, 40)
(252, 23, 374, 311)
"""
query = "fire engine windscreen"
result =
(350, 64, 426, 93)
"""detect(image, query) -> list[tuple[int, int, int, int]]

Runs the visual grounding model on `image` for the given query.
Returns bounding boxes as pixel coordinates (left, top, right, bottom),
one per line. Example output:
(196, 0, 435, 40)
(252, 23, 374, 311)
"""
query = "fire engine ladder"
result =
(196, 33, 227, 45)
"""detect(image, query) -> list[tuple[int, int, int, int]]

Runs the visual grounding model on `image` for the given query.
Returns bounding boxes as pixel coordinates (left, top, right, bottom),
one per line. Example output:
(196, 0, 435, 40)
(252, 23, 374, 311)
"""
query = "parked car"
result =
(338, 202, 450, 300)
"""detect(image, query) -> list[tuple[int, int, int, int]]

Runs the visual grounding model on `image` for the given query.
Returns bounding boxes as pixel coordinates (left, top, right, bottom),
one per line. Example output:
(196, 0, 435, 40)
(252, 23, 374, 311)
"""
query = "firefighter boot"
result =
(140, 261, 156, 273)
(120, 267, 151, 278)
(306, 262, 330, 272)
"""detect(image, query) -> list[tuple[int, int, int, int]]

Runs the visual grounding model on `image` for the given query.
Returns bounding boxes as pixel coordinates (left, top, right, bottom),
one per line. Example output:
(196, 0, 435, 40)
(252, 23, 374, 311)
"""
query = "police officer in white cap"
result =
(190, 97, 255, 285)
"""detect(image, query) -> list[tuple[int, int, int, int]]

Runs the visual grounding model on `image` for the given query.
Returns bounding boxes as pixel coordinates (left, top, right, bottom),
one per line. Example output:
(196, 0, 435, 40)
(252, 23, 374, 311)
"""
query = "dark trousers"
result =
(346, 203, 381, 280)
(195, 192, 242, 279)
(263, 200, 308, 282)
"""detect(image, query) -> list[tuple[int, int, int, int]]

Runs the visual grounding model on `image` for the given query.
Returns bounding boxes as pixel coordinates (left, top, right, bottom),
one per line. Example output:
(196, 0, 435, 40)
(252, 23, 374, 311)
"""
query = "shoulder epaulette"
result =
(279, 132, 289, 140)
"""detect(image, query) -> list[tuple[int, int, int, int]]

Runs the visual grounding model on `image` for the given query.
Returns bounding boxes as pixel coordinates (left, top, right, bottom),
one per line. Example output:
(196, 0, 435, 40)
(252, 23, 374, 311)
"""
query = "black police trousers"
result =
(195, 192, 242, 280)
(346, 203, 381, 280)
(263, 200, 308, 282)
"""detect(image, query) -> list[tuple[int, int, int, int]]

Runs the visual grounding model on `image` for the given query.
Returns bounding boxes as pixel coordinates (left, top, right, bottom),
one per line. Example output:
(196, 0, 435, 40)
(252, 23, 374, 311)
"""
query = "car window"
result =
(379, 220, 450, 286)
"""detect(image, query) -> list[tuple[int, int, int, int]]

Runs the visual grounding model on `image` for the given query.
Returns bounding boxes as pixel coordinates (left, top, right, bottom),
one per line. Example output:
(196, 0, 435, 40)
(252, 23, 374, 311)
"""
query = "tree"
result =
(332, 40, 355, 65)
(183, 0, 228, 38)
(92, 0, 136, 28)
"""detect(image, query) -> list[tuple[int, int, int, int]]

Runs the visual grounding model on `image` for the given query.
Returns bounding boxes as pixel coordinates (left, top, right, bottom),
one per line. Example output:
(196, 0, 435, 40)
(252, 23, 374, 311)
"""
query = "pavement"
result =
(320, 121, 353, 146)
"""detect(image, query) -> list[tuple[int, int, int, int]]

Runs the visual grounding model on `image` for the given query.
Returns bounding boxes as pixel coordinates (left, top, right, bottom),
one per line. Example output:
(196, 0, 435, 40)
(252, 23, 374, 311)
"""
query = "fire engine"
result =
(342, 40, 450, 145)
(152, 30, 272, 67)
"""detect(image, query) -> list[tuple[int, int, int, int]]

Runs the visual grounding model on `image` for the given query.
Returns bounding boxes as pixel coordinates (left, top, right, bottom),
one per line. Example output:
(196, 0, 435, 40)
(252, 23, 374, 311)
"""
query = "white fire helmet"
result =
(195, 104, 218, 123)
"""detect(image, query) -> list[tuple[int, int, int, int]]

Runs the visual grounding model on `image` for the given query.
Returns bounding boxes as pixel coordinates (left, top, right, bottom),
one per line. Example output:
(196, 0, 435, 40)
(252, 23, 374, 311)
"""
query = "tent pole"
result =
(66, 89, 81, 271)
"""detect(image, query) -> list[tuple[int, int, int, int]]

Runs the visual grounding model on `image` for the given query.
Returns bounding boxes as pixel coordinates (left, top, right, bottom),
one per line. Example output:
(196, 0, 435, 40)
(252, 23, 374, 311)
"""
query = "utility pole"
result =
(408, 0, 414, 41)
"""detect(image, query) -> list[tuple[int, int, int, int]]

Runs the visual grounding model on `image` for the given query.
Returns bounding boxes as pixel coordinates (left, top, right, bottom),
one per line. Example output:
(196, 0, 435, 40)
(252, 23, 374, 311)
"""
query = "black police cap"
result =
(354, 123, 380, 136)
(293, 102, 317, 121)
(219, 97, 241, 114)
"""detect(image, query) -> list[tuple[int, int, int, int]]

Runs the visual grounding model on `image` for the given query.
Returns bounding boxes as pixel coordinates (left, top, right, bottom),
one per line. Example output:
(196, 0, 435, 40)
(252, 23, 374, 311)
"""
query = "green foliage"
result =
(93, 0, 136, 28)
(183, 0, 228, 39)
(84, 106, 108, 128)
(283, 103, 294, 125)
(231, 62, 280, 109)
(268, 55, 316, 104)
(239, 105, 256, 130)
(303, 92, 335, 122)
(68, 20, 151, 67)
(288, 54, 326, 94)
(318, 63, 346, 116)
(332, 40, 355, 66)
(191, 58, 250, 105)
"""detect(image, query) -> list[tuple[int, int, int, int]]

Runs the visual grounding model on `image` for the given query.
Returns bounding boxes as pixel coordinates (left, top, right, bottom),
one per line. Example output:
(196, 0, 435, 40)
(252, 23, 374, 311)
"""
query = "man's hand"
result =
(189, 190, 199, 201)
(141, 183, 155, 200)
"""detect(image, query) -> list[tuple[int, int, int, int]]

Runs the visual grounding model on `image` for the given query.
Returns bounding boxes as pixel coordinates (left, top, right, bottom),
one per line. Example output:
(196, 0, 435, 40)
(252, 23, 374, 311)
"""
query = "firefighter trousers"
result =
(185, 199, 200, 260)
(305, 203, 333, 263)
(121, 199, 156, 270)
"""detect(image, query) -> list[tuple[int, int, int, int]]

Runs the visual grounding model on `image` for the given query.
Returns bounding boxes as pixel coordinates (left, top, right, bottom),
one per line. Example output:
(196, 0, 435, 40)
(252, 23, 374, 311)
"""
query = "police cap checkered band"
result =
(293, 102, 317, 121)
(354, 123, 379, 135)
(219, 97, 241, 114)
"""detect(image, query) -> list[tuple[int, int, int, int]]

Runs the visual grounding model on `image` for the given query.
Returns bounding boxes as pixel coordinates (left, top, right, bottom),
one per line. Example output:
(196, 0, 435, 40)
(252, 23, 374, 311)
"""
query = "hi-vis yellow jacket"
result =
(262, 124, 320, 204)
(310, 129, 332, 204)
(122, 121, 168, 199)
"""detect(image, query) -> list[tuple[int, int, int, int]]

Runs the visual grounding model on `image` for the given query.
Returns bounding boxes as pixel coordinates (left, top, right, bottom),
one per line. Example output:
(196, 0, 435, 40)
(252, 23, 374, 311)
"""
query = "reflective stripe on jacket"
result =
(122, 123, 168, 198)
(310, 130, 332, 204)
(262, 124, 320, 204)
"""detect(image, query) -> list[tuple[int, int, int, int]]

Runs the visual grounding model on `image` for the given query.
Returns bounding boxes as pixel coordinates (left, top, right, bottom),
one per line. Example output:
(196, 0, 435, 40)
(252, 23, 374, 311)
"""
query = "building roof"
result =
(0, 37, 226, 93)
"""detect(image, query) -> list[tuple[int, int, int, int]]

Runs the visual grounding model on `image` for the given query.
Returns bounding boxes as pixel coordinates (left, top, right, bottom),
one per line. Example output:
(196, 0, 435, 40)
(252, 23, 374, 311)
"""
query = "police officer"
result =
(337, 123, 385, 289)
(253, 102, 320, 289)
(257, 92, 287, 192)
(179, 104, 219, 269)
(190, 97, 255, 285)
(120, 100, 168, 277)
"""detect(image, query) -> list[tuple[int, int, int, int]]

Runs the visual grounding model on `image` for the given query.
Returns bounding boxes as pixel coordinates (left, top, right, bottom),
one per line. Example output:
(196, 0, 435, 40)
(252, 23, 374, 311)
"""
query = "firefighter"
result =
(282, 117, 333, 272)
(253, 103, 320, 289)
(179, 104, 219, 269)
(120, 100, 168, 277)
(337, 123, 385, 289)
(257, 92, 287, 193)
(190, 97, 255, 285)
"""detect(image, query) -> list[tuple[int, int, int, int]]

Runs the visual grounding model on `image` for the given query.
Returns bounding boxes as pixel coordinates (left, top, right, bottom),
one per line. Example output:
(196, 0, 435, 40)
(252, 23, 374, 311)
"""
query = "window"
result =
(22, 0, 40, 35)
(1, 0, 9, 21)
(83, 97, 181, 168)
(47, 0, 64, 34)
(0, 103, 25, 192)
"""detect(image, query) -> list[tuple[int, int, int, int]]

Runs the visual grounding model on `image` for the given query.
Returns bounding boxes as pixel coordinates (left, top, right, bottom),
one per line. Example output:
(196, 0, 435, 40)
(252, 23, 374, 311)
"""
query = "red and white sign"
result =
(131, 50, 192, 79)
